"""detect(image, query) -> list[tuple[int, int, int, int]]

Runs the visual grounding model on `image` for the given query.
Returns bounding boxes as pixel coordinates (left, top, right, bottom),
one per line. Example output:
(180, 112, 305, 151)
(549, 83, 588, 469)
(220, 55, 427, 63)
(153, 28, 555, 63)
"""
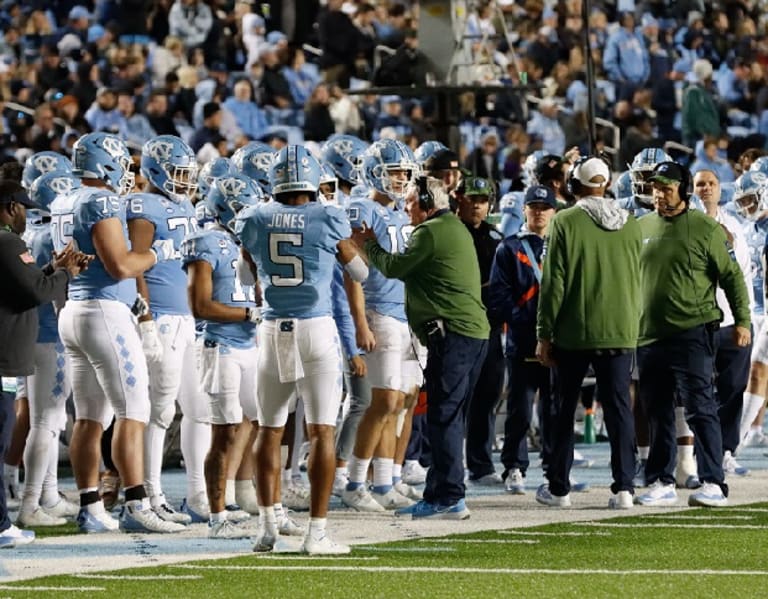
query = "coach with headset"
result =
(352, 175, 489, 520)
(535, 156, 641, 509)
(636, 161, 751, 508)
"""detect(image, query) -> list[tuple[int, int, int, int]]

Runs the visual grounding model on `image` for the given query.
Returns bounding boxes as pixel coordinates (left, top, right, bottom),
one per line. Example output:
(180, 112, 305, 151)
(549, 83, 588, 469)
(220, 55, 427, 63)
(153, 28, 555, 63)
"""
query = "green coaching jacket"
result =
(536, 202, 642, 351)
(364, 209, 490, 345)
(637, 209, 751, 345)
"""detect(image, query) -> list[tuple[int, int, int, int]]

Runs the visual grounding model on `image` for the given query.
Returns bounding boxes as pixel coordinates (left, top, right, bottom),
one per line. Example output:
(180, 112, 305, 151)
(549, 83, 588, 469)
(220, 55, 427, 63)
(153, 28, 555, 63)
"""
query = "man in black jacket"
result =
(0, 180, 87, 547)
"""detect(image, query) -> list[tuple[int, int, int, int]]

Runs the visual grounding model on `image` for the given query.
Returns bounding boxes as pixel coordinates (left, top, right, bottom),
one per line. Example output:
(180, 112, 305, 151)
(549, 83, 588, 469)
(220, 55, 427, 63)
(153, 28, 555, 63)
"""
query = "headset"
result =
(417, 175, 435, 211)
(565, 155, 612, 196)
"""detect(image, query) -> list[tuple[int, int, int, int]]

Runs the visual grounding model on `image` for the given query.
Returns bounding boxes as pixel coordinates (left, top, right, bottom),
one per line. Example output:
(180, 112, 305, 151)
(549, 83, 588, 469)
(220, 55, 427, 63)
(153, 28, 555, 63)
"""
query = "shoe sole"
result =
(635, 498, 678, 507)
(688, 497, 728, 507)
(413, 509, 471, 520)
(505, 487, 526, 495)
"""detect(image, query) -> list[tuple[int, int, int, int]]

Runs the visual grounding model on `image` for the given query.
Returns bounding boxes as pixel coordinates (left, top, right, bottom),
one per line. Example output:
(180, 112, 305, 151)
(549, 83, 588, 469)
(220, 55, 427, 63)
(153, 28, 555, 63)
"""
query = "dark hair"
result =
(0, 160, 23, 183)
(0, 179, 25, 206)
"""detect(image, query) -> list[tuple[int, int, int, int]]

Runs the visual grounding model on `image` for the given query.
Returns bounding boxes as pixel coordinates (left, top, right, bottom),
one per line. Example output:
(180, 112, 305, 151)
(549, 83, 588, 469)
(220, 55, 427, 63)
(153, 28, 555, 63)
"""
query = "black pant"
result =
(715, 325, 751, 453)
(501, 355, 552, 475)
(548, 350, 636, 496)
(638, 324, 727, 493)
(423, 331, 488, 506)
(0, 390, 15, 531)
(465, 327, 505, 479)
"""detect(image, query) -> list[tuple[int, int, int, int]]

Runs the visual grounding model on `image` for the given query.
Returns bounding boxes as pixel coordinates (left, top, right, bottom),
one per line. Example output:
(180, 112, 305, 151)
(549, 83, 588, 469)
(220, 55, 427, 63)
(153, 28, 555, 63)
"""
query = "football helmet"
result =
(270, 145, 321, 199)
(29, 170, 81, 213)
(318, 161, 338, 205)
(414, 140, 448, 167)
(733, 171, 768, 220)
(141, 135, 198, 203)
(22, 151, 72, 190)
(320, 134, 367, 185)
(522, 150, 547, 186)
(71, 132, 135, 195)
(612, 171, 632, 201)
(361, 139, 418, 202)
(232, 142, 275, 191)
(205, 173, 265, 229)
(629, 148, 672, 208)
(750, 156, 768, 177)
(197, 157, 237, 203)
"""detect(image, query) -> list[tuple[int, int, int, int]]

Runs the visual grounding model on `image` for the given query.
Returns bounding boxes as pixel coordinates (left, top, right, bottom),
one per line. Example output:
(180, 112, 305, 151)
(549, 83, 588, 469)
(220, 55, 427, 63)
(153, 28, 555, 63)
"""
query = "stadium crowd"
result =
(0, 0, 767, 555)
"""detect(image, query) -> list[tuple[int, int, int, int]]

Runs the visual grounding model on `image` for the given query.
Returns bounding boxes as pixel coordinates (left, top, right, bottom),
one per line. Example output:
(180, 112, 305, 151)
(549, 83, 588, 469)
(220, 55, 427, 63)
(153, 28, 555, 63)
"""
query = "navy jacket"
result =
(487, 231, 544, 357)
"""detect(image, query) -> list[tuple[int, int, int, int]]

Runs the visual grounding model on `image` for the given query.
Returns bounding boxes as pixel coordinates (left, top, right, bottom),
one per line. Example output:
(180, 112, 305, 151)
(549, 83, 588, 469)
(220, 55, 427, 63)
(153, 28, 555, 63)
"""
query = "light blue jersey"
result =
(181, 227, 256, 349)
(50, 187, 136, 304)
(347, 198, 410, 321)
(23, 220, 59, 343)
(749, 219, 768, 316)
(126, 192, 197, 316)
(616, 196, 652, 217)
(236, 201, 351, 320)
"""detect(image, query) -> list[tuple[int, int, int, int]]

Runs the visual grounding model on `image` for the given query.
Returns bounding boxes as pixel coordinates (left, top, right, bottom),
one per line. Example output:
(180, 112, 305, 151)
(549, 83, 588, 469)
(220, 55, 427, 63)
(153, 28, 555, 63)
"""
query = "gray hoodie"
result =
(576, 195, 630, 231)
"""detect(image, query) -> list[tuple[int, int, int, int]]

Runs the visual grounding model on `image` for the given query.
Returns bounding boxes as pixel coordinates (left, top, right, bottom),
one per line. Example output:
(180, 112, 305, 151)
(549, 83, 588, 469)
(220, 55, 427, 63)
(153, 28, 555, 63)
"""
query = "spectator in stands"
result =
(282, 47, 321, 108)
(84, 87, 123, 133)
(717, 58, 753, 114)
(258, 45, 293, 111)
(303, 83, 335, 142)
(173, 65, 198, 125)
(353, 2, 377, 69)
(169, 0, 213, 49)
(689, 138, 735, 183)
(60, 5, 92, 45)
(116, 88, 155, 148)
(223, 79, 268, 141)
(54, 94, 90, 137)
(526, 27, 558, 78)
(682, 59, 721, 148)
(603, 12, 650, 101)
(144, 88, 179, 137)
(29, 103, 61, 153)
(465, 130, 501, 184)
(189, 101, 224, 154)
(115, 0, 152, 46)
(527, 99, 565, 157)
(619, 113, 662, 168)
(241, 11, 265, 70)
(37, 43, 71, 95)
(317, 0, 360, 87)
(72, 62, 100, 114)
(151, 36, 187, 88)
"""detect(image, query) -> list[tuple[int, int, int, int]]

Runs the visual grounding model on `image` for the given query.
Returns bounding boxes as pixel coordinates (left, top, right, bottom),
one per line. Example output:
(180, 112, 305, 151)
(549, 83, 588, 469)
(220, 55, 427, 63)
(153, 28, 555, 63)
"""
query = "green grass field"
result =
(3, 503, 768, 598)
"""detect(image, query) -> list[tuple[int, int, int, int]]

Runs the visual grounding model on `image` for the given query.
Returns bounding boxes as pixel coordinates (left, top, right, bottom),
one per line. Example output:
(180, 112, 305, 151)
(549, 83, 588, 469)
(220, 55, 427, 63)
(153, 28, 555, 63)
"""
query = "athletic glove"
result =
(139, 320, 164, 363)
(131, 294, 150, 318)
(245, 307, 262, 325)
(150, 239, 176, 263)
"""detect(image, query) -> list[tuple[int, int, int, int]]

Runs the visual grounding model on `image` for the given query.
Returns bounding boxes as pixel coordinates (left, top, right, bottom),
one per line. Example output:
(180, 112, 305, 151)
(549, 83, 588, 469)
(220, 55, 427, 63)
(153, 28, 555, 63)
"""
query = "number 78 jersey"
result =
(126, 192, 197, 315)
(236, 201, 351, 320)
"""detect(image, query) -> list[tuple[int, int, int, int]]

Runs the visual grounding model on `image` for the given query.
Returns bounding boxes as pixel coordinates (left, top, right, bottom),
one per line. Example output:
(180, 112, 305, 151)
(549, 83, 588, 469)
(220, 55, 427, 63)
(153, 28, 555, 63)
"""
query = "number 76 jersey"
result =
(236, 201, 351, 320)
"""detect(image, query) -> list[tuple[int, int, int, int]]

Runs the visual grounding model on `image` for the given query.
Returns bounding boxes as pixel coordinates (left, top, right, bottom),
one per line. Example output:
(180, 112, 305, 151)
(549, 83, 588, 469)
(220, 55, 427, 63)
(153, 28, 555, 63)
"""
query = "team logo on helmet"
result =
(102, 136, 126, 158)
(146, 139, 175, 162)
(32, 154, 61, 175)
(218, 176, 247, 196)
(48, 175, 77, 195)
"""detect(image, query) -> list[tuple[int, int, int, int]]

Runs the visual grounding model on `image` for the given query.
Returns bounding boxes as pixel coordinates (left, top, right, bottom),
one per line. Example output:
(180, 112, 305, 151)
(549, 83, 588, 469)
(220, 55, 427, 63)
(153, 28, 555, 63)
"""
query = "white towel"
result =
(274, 320, 304, 383)
(202, 344, 222, 394)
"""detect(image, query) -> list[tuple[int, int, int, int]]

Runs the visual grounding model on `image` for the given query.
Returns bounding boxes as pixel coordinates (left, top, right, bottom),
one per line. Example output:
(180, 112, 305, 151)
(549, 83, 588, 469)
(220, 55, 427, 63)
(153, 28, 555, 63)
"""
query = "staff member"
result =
(0, 180, 87, 546)
(636, 162, 751, 509)
(352, 176, 489, 520)
(536, 156, 641, 510)
(457, 176, 505, 485)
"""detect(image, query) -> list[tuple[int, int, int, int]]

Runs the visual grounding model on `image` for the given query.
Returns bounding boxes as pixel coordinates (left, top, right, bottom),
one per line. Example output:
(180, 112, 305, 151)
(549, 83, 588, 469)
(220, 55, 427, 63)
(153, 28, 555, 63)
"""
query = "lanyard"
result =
(520, 238, 542, 283)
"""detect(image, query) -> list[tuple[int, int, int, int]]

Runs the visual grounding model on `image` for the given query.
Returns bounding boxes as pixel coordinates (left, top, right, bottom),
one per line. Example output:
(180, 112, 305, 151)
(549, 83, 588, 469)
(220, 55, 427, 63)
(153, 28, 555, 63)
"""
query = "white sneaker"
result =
(225, 504, 251, 523)
(282, 482, 310, 511)
(535, 484, 571, 507)
(151, 499, 192, 525)
(394, 481, 422, 500)
(332, 473, 348, 497)
(402, 461, 427, 485)
(42, 495, 79, 518)
(18, 507, 67, 527)
(277, 514, 304, 536)
(0, 524, 34, 548)
(723, 451, 749, 476)
(301, 532, 350, 555)
(572, 449, 595, 468)
(743, 429, 768, 447)
(371, 487, 415, 510)
(208, 519, 250, 539)
(253, 528, 277, 552)
(77, 504, 120, 533)
(341, 485, 386, 512)
(635, 481, 677, 507)
(120, 500, 186, 533)
(688, 482, 728, 507)
(504, 469, 526, 495)
(471, 472, 504, 486)
(608, 490, 633, 509)
(180, 492, 210, 523)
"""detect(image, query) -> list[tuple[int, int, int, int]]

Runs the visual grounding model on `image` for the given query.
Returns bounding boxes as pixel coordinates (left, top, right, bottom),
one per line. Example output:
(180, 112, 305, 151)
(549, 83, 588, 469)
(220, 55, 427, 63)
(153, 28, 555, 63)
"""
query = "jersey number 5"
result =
(269, 232, 304, 287)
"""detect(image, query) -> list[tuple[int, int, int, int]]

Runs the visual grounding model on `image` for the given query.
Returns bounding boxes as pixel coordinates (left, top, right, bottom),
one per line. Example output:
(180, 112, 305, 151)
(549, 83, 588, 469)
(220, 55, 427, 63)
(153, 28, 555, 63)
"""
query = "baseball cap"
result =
(0, 186, 42, 210)
(68, 5, 92, 21)
(266, 31, 287, 45)
(573, 157, 610, 188)
(524, 184, 557, 209)
(423, 148, 459, 172)
(463, 176, 493, 199)
(649, 161, 687, 185)
(535, 154, 564, 182)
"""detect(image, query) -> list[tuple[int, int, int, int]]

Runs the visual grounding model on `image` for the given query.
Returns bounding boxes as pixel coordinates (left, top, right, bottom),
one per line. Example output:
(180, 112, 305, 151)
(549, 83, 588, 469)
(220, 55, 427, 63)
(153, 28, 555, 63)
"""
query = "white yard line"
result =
(0, 585, 105, 591)
(577, 522, 766, 530)
(422, 539, 539, 544)
(74, 574, 203, 580)
(496, 530, 611, 536)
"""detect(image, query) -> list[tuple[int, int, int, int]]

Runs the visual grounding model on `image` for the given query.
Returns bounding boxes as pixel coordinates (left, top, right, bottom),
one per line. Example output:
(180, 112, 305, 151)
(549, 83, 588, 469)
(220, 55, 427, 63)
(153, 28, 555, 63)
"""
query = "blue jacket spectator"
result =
(282, 48, 321, 107)
(84, 88, 124, 133)
(603, 13, 650, 94)
(168, 0, 213, 49)
(526, 100, 565, 157)
(116, 90, 156, 148)
(223, 80, 268, 141)
(689, 139, 735, 183)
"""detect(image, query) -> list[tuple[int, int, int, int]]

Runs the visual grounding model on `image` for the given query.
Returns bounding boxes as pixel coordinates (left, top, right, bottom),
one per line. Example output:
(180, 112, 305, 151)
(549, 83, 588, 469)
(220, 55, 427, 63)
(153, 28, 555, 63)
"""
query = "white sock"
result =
(347, 455, 371, 485)
(85, 499, 106, 515)
(392, 463, 403, 482)
(274, 503, 285, 520)
(372, 457, 394, 490)
(225, 479, 236, 506)
(678, 444, 694, 461)
(181, 418, 210, 500)
(335, 466, 348, 478)
(308, 517, 326, 537)
(210, 511, 227, 523)
(638, 446, 649, 460)
(675, 407, 693, 438)
(144, 422, 166, 499)
(20, 427, 54, 512)
(40, 433, 61, 508)
(740, 393, 765, 443)
(282, 468, 293, 485)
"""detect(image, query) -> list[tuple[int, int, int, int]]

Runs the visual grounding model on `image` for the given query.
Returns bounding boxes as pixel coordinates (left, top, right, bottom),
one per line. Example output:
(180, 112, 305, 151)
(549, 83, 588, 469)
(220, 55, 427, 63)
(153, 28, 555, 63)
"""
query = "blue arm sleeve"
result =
(331, 263, 358, 358)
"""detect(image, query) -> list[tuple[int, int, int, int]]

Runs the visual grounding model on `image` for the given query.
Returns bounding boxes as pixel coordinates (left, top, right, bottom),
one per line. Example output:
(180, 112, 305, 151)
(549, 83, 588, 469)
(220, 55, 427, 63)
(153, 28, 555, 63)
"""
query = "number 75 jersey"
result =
(126, 192, 197, 315)
(235, 201, 351, 320)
